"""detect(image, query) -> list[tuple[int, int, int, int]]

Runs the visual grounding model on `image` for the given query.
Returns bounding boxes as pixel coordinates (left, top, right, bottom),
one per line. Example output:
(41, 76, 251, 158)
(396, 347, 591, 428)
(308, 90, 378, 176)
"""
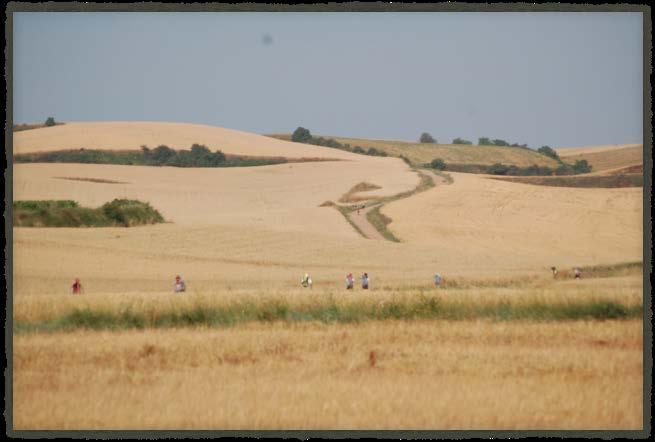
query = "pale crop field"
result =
(13, 316, 643, 430)
(556, 144, 643, 173)
(383, 172, 643, 269)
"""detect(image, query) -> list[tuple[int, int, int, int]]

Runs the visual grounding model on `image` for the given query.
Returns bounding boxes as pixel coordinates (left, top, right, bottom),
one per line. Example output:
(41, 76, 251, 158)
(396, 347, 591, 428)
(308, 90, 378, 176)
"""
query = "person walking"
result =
(301, 273, 313, 288)
(434, 273, 444, 287)
(70, 277, 84, 295)
(361, 273, 369, 290)
(346, 273, 354, 290)
(174, 275, 186, 293)
(551, 267, 558, 279)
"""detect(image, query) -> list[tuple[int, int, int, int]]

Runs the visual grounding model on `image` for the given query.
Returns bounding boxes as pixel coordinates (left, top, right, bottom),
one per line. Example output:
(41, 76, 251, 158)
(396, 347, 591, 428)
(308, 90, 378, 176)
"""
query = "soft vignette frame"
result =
(3, 2, 652, 439)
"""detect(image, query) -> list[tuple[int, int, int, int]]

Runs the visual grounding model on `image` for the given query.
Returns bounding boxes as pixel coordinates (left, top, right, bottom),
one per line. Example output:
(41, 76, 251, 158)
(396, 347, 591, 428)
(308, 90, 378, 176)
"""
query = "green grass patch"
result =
(366, 206, 400, 242)
(14, 145, 297, 168)
(490, 174, 643, 188)
(15, 298, 643, 333)
(13, 199, 165, 227)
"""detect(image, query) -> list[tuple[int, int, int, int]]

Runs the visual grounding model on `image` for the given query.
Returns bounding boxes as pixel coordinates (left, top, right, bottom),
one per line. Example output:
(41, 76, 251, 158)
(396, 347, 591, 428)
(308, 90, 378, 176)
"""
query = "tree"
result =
(492, 139, 509, 146)
(45, 117, 56, 127)
(452, 138, 472, 145)
(537, 145, 560, 161)
(419, 132, 436, 143)
(478, 137, 492, 146)
(572, 159, 592, 174)
(291, 127, 312, 143)
(430, 158, 446, 170)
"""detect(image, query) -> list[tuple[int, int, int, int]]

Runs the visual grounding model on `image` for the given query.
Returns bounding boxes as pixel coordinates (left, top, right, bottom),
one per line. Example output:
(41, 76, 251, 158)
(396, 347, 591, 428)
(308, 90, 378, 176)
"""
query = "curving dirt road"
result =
(348, 204, 385, 240)
(345, 170, 452, 240)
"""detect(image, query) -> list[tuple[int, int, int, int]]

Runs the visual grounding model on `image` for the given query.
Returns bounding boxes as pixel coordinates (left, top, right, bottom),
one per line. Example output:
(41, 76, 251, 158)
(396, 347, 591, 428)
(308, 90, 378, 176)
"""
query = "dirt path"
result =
(344, 170, 452, 240)
(348, 204, 385, 240)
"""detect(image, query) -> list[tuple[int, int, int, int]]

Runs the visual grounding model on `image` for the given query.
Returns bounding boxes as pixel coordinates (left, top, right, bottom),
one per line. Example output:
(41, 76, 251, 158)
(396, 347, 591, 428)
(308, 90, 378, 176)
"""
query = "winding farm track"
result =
(345, 169, 452, 241)
(348, 205, 385, 240)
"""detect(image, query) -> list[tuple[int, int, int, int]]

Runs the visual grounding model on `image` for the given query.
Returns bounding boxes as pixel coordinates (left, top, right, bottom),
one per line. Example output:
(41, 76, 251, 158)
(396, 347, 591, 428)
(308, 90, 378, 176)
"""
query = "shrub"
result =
(572, 159, 592, 174)
(492, 139, 509, 146)
(478, 137, 492, 146)
(291, 127, 312, 143)
(430, 158, 446, 170)
(537, 145, 560, 161)
(452, 138, 473, 145)
(44, 117, 56, 127)
(419, 132, 436, 143)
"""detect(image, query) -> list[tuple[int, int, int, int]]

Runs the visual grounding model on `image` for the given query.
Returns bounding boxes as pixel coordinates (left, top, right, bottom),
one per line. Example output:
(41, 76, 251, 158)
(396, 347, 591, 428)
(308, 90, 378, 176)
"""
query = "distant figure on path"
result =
(301, 273, 313, 288)
(573, 267, 582, 279)
(174, 275, 186, 293)
(361, 273, 369, 290)
(551, 267, 558, 279)
(70, 277, 83, 295)
(434, 273, 444, 287)
(346, 273, 354, 290)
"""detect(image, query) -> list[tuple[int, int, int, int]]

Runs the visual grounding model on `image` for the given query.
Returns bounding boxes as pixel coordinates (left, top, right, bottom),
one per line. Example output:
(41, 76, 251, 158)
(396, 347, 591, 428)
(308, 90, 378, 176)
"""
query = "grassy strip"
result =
(338, 182, 382, 203)
(14, 146, 296, 168)
(14, 298, 643, 333)
(366, 206, 400, 242)
(432, 170, 454, 184)
(489, 174, 643, 188)
(13, 122, 65, 132)
(13, 199, 165, 227)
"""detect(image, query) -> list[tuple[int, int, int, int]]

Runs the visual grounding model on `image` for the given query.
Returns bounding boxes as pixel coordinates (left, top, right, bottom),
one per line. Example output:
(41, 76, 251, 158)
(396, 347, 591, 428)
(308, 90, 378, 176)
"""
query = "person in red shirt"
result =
(71, 277, 83, 295)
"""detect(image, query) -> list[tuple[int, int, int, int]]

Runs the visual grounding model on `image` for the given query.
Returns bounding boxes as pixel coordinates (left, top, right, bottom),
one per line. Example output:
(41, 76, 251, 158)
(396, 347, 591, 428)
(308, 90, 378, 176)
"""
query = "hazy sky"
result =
(13, 12, 643, 147)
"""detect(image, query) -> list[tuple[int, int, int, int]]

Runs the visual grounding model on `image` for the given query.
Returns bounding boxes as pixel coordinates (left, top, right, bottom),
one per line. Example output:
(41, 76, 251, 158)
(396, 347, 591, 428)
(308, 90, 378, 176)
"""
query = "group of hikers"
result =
(551, 266, 583, 279)
(68, 266, 584, 295)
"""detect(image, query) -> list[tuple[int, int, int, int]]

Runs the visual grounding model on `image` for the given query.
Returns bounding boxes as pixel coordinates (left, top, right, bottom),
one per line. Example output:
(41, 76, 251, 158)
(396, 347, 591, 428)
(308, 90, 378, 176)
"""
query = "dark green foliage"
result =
(419, 132, 436, 143)
(492, 139, 509, 146)
(291, 126, 312, 143)
(430, 158, 446, 170)
(452, 138, 473, 145)
(45, 116, 56, 127)
(537, 145, 560, 160)
(426, 161, 590, 176)
(572, 159, 592, 174)
(287, 127, 392, 158)
(13, 199, 165, 227)
(478, 137, 493, 146)
(14, 145, 283, 168)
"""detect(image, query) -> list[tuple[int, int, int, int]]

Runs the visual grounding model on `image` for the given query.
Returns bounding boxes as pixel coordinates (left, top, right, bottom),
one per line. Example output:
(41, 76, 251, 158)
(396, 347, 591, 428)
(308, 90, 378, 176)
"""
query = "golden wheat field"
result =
(10, 122, 646, 430)
(13, 317, 643, 429)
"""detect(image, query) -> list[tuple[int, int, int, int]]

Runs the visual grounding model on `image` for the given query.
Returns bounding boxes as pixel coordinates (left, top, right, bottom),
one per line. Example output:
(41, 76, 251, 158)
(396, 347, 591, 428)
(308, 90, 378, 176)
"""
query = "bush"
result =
(572, 159, 592, 174)
(419, 132, 436, 143)
(430, 158, 446, 170)
(537, 145, 560, 161)
(291, 127, 312, 143)
(45, 117, 56, 127)
(452, 138, 472, 145)
(492, 139, 509, 147)
(14, 199, 165, 227)
(478, 137, 492, 146)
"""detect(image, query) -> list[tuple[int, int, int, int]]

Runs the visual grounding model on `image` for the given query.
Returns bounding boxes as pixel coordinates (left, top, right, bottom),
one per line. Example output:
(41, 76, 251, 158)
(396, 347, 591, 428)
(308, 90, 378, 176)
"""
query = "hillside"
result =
(270, 133, 560, 168)
(555, 144, 643, 173)
(12, 122, 643, 295)
(13, 121, 359, 160)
